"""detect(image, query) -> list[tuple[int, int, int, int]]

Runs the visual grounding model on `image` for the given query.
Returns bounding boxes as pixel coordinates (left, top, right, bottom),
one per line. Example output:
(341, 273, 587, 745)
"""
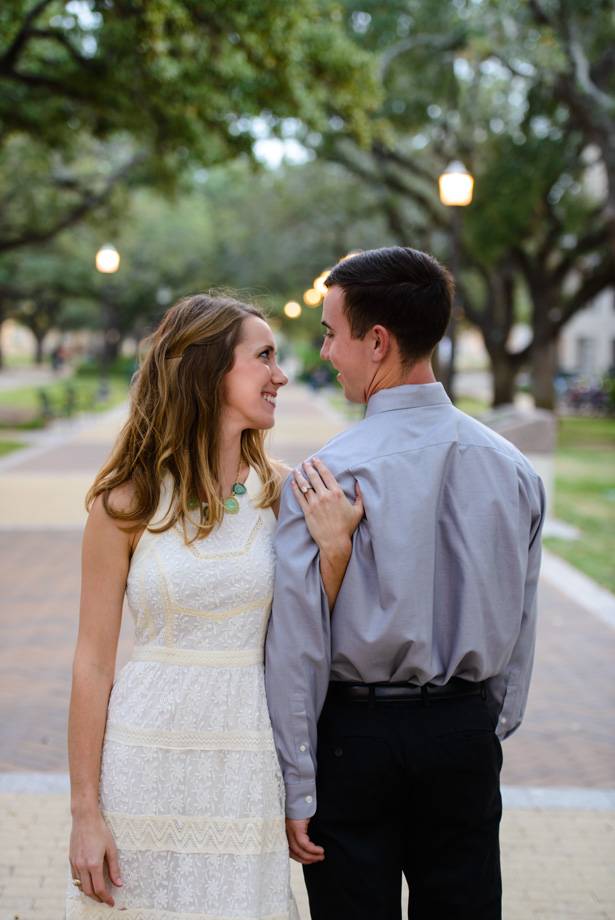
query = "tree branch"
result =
(379, 30, 467, 80)
(370, 147, 449, 232)
(591, 46, 615, 91)
(552, 222, 612, 286)
(0, 152, 147, 254)
(555, 254, 615, 332)
(538, 196, 564, 265)
(528, 0, 553, 26)
(371, 141, 443, 186)
(0, 0, 55, 73)
(2, 68, 95, 103)
(561, 13, 614, 113)
(28, 28, 100, 71)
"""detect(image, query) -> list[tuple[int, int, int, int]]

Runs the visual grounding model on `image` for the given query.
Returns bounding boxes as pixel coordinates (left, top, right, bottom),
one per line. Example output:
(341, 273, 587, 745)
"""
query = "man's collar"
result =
(365, 382, 451, 418)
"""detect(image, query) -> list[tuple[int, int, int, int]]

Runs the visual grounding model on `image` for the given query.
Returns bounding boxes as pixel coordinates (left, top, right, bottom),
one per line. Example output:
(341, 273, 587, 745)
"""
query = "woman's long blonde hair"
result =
(87, 293, 283, 541)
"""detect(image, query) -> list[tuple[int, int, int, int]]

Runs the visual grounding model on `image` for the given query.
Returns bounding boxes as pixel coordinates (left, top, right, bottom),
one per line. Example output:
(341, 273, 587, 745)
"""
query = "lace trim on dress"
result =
(105, 725, 275, 751)
(130, 646, 263, 667)
(104, 813, 286, 855)
(187, 516, 264, 560)
(66, 899, 293, 920)
(171, 593, 273, 621)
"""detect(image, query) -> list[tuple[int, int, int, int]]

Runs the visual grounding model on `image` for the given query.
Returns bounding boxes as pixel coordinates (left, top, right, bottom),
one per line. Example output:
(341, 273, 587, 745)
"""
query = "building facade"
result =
(558, 287, 615, 377)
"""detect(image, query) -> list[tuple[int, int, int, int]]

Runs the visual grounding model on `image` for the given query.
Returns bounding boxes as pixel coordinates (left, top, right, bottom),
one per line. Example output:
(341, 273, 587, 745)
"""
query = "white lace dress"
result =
(66, 469, 298, 920)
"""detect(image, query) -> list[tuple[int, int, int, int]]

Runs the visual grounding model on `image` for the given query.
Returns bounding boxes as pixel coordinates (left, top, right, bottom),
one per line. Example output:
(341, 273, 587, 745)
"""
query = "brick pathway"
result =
(2, 532, 614, 786)
(1, 795, 613, 920)
(1, 384, 614, 919)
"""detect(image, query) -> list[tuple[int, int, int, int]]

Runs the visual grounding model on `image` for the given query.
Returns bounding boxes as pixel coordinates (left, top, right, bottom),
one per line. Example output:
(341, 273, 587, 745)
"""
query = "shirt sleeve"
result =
(487, 469, 546, 740)
(265, 475, 332, 819)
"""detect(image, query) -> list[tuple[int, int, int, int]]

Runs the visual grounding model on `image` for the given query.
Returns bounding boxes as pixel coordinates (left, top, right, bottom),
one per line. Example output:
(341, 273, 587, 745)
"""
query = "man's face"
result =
(320, 285, 371, 403)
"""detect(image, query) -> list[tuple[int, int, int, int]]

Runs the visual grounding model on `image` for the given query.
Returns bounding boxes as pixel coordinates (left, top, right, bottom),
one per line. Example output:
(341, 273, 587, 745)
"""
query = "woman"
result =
(66, 293, 362, 919)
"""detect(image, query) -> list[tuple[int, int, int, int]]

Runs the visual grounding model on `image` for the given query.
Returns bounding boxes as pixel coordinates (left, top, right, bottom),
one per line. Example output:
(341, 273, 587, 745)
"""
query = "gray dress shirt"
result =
(265, 383, 545, 819)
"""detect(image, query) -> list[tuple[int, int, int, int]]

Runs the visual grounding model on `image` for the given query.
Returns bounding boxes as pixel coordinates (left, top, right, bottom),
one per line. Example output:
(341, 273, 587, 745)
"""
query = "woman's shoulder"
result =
(107, 480, 138, 515)
(88, 480, 135, 519)
(88, 481, 145, 553)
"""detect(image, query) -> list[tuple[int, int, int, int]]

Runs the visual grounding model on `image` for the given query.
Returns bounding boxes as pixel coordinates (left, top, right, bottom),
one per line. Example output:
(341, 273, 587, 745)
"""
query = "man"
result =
(265, 246, 545, 919)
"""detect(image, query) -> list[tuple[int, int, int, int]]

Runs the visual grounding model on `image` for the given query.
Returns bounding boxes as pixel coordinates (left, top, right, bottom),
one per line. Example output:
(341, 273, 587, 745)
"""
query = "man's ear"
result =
(370, 324, 392, 362)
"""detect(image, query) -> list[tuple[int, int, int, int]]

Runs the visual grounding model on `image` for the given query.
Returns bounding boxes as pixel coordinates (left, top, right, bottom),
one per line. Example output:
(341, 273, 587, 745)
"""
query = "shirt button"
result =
(299, 744, 307, 752)
(334, 747, 343, 758)
(500, 716, 507, 724)
(305, 795, 313, 804)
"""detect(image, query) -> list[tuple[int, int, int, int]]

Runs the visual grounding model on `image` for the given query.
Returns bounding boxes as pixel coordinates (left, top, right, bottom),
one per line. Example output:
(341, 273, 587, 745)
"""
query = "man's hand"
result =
(286, 818, 325, 865)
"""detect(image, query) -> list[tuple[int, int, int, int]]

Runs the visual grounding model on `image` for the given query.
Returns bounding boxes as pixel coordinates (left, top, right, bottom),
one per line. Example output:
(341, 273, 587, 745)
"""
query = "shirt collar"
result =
(365, 382, 451, 418)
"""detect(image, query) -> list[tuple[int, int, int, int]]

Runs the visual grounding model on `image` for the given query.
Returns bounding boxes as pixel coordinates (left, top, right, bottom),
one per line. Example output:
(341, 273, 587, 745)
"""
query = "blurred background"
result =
(1, 0, 614, 587)
(0, 1, 613, 918)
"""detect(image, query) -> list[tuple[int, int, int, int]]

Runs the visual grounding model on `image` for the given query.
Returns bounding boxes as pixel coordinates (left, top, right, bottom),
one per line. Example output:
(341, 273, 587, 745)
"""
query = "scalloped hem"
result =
(66, 897, 298, 920)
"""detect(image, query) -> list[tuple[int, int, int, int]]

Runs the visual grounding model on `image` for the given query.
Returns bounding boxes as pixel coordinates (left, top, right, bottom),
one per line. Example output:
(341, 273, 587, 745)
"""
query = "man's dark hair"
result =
(325, 247, 454, 365)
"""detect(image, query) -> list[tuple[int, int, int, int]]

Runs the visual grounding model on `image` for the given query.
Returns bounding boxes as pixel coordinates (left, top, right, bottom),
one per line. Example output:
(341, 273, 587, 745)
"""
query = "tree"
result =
(0, 237, 94, 362)
(0, 154, 397, 366)
(0, 0, 380, 253)
(0, 134, 143, 255)
(520, 0, 615, 239)
(308, 0, 615, 408)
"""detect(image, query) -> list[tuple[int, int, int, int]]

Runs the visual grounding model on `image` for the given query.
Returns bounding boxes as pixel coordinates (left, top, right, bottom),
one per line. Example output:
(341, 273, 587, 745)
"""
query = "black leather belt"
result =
(328, 676, 486, 703)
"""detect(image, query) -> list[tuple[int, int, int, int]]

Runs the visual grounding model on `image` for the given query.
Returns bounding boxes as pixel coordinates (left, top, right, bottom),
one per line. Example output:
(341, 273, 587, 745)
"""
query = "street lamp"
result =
(438, 162, 474, 401)
(303, 288, 322, 308)
(95, 244, 120, 392)
(284, 301, 302, 319)
(313, 271, 331, 297)
(95, 244, 120, 274)
(438, 161, 474, 207)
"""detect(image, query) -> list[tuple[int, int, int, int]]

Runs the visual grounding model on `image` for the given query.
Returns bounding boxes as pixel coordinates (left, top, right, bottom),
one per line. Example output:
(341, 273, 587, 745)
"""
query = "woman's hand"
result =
(292, 457, 363, 553)
(69, 810, 122, 906)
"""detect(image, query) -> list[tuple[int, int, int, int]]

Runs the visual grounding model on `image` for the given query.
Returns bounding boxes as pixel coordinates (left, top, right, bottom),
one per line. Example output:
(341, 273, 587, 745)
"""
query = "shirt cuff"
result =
(285, 781, 317, 819)
(495, 684, 520, 740)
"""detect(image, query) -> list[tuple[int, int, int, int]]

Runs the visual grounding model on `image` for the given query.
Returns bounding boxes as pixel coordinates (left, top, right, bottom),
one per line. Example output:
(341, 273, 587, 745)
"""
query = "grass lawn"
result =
(0, 439, 25, 457)
(455, 395, 489, 416)
(0, 375, 128, 428)
(544, 417, 615, 593)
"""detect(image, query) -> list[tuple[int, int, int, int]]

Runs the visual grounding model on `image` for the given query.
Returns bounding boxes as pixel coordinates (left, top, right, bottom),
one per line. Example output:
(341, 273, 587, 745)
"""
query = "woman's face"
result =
(221, 316, 288, 432)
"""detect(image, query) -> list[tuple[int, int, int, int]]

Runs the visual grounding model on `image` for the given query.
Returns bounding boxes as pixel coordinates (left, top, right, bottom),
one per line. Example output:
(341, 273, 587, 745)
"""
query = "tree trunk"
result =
(34, 332, 46, 364)
(490, 352, 518, 406)
(531, 338, 558, 410)
(103, 333, 121, 368)
(0, 319, 4, 371)
(441, 314, 458, 402)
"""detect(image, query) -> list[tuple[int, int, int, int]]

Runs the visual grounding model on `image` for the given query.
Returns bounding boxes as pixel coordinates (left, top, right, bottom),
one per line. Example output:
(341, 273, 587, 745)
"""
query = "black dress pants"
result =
(303, 690, 503, 920)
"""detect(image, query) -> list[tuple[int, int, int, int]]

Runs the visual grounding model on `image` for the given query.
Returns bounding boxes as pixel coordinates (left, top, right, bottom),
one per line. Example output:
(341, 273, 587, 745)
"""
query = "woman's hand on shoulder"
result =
(292, 457, 363, 553)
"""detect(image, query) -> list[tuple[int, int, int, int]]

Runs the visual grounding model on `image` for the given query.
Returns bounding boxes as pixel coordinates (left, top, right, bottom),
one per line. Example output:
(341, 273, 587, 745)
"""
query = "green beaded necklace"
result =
(188, 462, 247, 515)
(223, 479, 247, 514)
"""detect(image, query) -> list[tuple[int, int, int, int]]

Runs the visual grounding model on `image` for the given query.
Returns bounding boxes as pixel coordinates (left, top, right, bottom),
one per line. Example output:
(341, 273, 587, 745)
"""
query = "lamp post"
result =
(95, 244, 120, 394)
(438, 162, 474, 402)
(283, 301, 302, 319)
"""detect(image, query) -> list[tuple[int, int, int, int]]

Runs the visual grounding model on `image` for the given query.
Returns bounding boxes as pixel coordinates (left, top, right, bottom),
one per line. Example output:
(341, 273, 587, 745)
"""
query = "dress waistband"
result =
(131, 646, 263, 668)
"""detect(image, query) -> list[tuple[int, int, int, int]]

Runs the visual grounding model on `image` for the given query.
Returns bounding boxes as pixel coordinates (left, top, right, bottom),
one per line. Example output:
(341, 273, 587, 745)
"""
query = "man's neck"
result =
(364, 359, 436, 401)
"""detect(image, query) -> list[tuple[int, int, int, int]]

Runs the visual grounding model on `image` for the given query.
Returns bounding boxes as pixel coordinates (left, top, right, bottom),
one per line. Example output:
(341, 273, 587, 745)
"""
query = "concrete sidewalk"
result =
(1, 385, 614, 919)
(0, 789, 613, 919)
